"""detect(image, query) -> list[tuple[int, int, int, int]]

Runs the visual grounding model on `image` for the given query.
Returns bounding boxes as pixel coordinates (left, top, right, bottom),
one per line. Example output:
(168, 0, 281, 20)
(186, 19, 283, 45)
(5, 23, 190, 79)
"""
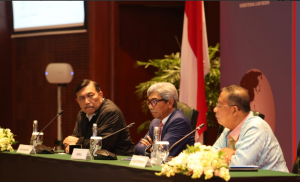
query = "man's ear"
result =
(168, 98, 174, 108)
(232, 106, 238, 116)
(99, 91, 103, 97)
(76, 98, 79, 104)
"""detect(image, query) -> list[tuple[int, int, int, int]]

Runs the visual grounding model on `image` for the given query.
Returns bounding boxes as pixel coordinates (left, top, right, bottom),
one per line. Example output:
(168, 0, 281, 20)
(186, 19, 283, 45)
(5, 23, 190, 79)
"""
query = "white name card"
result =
(17, 144, 36, 154)
(129, 155, 152, 167)
(71, 148, 92, 160)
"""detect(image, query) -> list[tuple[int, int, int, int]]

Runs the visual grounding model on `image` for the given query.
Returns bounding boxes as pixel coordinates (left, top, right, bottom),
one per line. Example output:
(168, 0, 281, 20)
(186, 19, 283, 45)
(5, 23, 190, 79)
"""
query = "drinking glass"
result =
(156, 141, 169, 166)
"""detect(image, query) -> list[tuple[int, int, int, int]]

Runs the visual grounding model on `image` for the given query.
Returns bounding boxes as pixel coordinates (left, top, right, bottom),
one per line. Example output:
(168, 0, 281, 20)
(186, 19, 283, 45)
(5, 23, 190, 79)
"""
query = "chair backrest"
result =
(292, 140, 300, 174)
(216, 110, 265, 140)
(177, 102, 199, 130)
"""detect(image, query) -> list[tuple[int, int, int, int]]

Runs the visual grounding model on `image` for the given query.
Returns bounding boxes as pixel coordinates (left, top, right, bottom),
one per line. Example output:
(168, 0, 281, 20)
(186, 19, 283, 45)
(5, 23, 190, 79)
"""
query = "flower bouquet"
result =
(155, 143, 230, 181)
(0, 127, 18, 152)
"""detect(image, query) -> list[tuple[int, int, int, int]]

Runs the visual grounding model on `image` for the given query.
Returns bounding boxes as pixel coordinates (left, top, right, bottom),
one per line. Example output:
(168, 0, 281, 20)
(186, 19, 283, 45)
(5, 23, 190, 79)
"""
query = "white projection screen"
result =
(12, 1, 85, 32)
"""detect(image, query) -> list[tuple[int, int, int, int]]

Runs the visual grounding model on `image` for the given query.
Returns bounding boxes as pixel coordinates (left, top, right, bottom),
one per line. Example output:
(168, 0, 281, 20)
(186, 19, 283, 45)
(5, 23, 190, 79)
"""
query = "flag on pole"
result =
(179, 1, 209, 143)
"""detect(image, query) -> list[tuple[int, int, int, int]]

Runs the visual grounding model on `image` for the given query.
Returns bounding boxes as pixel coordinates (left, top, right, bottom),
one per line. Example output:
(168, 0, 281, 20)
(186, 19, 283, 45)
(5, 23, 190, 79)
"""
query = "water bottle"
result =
(90, 123, 102, 159)
(30, 120, 38, 145)
(92, 123, 97, 136)
(33, 120, 38, 132)
(151, 127, 159, 165)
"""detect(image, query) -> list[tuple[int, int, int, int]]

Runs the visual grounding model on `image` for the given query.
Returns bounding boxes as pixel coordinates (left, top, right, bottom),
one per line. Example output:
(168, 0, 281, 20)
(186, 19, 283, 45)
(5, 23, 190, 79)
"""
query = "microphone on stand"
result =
(93, 122, 135, 160)
(34, 110, 64, 147)
(101, 122, 135, 140)
(162, 123, 205, 163)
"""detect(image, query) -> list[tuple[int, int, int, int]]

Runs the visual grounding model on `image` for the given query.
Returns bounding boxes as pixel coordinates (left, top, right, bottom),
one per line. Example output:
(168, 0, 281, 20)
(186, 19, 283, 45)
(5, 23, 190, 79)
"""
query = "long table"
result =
(0, 151, 299, 182)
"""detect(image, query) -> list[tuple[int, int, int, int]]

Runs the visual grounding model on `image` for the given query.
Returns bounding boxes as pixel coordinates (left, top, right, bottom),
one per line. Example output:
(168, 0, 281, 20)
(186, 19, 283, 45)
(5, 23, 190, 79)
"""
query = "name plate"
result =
(17, 144, 36, 154)
(129, 155, 152, 167)
(71, 148, 92, 160)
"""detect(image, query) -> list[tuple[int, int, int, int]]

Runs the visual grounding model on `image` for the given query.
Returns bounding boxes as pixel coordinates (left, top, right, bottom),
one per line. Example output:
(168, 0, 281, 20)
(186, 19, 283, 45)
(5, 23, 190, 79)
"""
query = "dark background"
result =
(0, 1, 220, 148)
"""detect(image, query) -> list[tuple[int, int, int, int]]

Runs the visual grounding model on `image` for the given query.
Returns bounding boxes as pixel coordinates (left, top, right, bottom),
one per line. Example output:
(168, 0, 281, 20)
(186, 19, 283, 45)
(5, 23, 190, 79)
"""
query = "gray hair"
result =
(221, 85, 250, 113)
(147, 82, 178, 108)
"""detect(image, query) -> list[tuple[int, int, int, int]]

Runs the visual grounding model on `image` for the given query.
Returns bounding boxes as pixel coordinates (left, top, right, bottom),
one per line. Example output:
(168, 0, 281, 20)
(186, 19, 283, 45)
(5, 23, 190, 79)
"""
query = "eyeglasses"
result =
(215, 103, 240, 110)
(146, 98, 166, 107)
(215, 103, 229, 109)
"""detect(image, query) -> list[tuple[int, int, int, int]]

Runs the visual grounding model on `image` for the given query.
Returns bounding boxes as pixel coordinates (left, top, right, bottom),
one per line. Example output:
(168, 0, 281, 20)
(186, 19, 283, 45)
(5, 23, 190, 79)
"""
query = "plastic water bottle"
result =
(93, 123, 97, 136)
(151, 127, 159, 165)
(30, 120, 38, 145)
(33, 120, 38, 132)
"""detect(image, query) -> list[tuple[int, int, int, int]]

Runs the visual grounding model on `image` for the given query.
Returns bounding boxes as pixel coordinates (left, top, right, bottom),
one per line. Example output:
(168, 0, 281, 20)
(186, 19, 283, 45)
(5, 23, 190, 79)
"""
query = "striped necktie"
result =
(158, 121, 164, 140)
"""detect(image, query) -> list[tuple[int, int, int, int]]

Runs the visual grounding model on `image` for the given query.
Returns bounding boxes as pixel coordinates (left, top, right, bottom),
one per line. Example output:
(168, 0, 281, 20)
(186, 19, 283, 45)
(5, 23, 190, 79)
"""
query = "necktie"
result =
(158, 121, 164, 140)
(228, 137, 236, 150)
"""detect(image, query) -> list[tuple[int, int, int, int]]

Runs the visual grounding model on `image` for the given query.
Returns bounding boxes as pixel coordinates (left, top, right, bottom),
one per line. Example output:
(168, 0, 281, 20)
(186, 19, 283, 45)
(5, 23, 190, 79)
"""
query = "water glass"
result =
(156, 141, 169, 166)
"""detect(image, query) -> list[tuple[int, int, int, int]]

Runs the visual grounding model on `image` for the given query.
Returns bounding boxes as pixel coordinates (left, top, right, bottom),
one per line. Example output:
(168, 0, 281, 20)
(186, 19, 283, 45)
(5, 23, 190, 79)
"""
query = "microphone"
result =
(162, 123, 205, 163)
(101, 122, 135, 140)
(168, 123, 205, 152)
(34, 110, 64, 144)
(92, 122, 135, 160)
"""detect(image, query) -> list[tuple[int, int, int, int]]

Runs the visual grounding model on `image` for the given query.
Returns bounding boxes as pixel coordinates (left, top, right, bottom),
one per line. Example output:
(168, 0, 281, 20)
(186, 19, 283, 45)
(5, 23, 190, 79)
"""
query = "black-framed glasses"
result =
(146, 98, 166, 107)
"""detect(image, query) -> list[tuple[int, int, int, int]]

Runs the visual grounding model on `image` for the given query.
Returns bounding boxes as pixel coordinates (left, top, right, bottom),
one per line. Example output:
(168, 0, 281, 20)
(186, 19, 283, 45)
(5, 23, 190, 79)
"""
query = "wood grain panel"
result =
(116, 3, 184, 143)
(8, 3, 91, 147)
(0, 2, 13, 130)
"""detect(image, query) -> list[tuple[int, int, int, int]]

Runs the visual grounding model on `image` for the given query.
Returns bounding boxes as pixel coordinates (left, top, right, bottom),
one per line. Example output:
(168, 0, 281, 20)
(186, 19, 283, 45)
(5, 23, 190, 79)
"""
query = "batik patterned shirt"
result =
(213, 112, 289, 173)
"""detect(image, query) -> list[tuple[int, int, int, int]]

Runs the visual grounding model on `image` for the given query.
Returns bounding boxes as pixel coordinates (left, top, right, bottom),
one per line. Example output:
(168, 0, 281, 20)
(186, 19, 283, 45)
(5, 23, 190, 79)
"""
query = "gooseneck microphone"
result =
(161, 123, 205, 164)
(101, 122, 135, 140)
(168, 123, 205, 153)
(35, 110, 64, 140)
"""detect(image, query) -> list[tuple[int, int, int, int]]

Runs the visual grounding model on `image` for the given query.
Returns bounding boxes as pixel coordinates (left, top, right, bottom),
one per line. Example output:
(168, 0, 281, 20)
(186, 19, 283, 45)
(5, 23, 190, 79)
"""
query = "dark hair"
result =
(75, 79, 101, 98)
(221, 85, 250, 113)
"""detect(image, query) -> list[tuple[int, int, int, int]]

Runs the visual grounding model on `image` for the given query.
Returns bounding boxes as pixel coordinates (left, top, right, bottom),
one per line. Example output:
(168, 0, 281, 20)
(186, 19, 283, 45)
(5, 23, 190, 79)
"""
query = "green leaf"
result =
(135, 43, 220, 132)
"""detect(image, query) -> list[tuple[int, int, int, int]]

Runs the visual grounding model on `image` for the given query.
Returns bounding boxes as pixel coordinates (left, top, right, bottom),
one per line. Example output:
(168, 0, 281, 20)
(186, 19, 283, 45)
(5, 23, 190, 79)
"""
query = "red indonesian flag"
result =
(179, 1, 209, 143)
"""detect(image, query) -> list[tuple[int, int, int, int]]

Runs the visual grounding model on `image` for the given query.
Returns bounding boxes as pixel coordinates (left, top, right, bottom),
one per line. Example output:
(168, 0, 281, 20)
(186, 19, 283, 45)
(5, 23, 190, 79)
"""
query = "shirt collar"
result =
(86, 112, 97, 121)
(161, 109, 175, 125)
(227, 112, 251, 141)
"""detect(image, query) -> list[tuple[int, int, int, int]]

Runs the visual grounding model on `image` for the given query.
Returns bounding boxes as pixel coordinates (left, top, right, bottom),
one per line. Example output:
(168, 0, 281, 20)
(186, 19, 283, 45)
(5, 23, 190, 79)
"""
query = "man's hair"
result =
(147, 82, 178, 108)
(75, 79, 101, 98)
(221, 85, 250, 113)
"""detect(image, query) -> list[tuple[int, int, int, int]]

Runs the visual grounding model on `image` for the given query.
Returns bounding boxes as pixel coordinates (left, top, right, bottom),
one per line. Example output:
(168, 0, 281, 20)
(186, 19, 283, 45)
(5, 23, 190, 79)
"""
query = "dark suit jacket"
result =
(134, 108, 195, 157)
(72, 99, 135, 156)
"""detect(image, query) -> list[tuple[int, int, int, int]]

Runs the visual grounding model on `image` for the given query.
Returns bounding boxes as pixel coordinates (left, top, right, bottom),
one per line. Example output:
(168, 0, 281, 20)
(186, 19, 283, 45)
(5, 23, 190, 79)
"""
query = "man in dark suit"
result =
(134, 82, 195, 157)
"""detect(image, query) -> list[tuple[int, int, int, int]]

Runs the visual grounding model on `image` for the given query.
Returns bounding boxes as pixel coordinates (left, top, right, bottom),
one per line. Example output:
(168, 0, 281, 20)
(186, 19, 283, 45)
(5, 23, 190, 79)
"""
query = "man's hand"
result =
(63, 136, 79, 154)
(141, 135, 153, 146)
(221, 147, 236, 164)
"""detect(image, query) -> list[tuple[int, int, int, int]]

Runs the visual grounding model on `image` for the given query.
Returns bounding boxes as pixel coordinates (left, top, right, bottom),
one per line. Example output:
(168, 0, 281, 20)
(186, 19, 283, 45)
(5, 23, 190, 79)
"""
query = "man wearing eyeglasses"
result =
(63, 79, 135, 155)
(213, 85, 288, 172)
(134, 82, 195, 157)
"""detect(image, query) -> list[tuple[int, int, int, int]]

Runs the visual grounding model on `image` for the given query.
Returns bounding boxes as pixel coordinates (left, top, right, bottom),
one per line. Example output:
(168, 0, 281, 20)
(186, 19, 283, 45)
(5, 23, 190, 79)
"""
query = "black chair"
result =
(292, 140, 300, 174)
(177, 102, 199, 130)
(216, 111, 265, 140)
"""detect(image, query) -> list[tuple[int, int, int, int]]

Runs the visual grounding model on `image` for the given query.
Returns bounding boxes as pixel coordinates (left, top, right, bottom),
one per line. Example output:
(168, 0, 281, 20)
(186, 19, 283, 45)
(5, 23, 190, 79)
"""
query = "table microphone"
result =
(93, 122, 135, 160)
(101, 122, 135, 140)
(34, 110, 64, 144)
(162, 123, 205, 163)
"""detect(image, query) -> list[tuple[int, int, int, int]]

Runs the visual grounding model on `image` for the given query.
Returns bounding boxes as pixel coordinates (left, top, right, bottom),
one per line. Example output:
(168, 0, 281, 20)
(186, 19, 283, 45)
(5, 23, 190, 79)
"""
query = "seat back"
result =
(216, 111, 265, 140)
(292, 140, 300, 174)
(177, 102, 199, 130)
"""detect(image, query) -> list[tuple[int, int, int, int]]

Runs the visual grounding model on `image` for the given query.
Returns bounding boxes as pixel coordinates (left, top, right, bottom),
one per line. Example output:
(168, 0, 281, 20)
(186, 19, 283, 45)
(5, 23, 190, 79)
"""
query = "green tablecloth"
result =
(0, 151, 299, 182)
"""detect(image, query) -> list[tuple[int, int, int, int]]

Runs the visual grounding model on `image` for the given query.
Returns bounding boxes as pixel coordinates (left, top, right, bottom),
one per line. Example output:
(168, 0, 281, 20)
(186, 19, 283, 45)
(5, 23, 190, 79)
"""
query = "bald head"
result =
(221, 85, 251, 113)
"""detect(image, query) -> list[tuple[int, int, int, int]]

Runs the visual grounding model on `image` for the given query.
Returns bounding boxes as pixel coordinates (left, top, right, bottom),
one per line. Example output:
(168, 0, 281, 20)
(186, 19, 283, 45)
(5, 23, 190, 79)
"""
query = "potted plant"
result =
(135, 43, 220, 134)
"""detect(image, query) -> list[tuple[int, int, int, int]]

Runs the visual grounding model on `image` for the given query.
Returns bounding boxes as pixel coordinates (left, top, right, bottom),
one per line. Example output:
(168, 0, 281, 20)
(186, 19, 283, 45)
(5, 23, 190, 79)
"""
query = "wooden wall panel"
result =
(9, 3, 91, 147)
(116, 3, 185, 143)
(0, 2, 13, 130)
